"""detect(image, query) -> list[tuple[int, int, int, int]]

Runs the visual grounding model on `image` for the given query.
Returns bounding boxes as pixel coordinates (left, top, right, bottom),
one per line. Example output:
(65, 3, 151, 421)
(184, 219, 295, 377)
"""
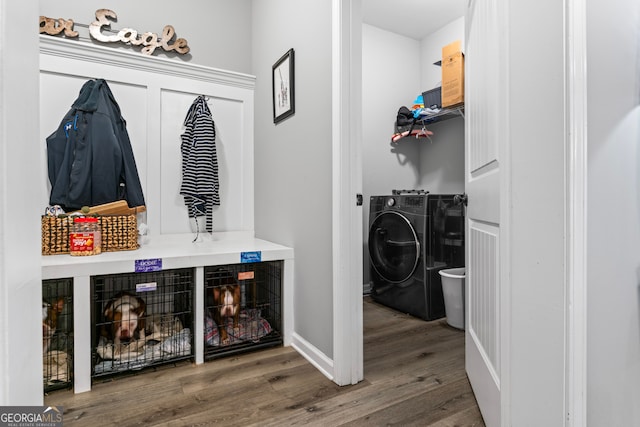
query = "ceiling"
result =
(362, 0, 466, 40)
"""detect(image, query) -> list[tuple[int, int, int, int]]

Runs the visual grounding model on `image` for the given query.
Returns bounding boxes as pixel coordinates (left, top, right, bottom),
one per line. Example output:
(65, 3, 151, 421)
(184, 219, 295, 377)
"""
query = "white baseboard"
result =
(290, 332, 334, 381)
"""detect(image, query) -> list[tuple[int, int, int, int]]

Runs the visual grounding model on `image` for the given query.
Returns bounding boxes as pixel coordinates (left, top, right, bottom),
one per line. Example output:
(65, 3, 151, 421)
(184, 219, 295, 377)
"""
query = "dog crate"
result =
(204, 261, 283, 360)
(91, 268, 194, 379)
(42, 278, 73, 393)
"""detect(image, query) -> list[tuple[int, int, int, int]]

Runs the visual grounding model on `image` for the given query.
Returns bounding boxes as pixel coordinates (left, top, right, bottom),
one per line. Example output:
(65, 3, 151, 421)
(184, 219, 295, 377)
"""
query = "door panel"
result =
(465, 0, 504, 426)
(469, 221, 500, 379)
(466, 168, 499, 224)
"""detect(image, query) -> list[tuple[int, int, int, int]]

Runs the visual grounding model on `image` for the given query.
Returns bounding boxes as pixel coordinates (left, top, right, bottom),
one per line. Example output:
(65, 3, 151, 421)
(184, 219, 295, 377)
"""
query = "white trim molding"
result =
(565, 0, 588, 425)
(291, 333, 335, 381)
(331, 0, 364, 386)
(1, 1, 43, 406)
(40, 35, 256, 90)
(497, 1, 512, 424)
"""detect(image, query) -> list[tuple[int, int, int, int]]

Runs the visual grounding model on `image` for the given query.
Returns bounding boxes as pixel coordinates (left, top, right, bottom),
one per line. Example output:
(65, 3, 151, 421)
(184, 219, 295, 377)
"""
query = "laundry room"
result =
(361, 0, 466, 321)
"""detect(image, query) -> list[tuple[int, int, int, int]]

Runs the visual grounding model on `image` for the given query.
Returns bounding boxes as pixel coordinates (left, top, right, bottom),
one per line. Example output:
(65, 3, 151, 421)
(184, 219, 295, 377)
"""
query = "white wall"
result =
(252, 0, 335, 358)
(508, 0, 567, 423)
(587, 0, 640, 424)
(362, 24, 421, 195)
(420, 16, 465, 90)
(39, 0, 252, 74)
(417, 118, 465, 193)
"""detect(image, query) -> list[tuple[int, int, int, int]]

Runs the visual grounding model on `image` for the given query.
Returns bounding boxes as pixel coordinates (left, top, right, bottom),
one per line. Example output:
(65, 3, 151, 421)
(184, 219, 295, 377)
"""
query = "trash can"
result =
(438, 268, 465, 330)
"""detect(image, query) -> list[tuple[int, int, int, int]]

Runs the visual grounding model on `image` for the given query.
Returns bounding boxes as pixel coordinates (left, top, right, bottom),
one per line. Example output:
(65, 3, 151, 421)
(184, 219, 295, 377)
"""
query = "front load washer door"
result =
(369, 211, 420, 283)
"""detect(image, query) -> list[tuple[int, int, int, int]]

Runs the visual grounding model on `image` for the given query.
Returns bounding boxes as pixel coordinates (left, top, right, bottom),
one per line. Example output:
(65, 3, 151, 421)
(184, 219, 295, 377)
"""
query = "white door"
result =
(464, 0, 507, 426)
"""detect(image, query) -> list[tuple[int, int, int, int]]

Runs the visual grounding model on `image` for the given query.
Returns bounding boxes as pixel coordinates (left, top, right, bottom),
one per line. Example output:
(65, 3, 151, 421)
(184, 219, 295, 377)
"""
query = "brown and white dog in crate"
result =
(42, 298, 65, 354)
(102, 292, 147, 346)
(213, 278, 241, 345)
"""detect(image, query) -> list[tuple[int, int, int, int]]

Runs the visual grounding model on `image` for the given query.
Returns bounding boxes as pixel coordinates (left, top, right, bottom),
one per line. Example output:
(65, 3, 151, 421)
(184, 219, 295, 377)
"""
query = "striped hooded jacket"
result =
(180, 95, 220, 233)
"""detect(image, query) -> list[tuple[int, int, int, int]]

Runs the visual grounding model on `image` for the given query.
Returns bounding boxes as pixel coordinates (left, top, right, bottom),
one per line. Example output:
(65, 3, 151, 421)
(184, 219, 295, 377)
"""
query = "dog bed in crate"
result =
(205, 308, 273, 347)
(43, 350, 71, 386)
(43, 328, 73, 389)
(94, 314, 191, 375)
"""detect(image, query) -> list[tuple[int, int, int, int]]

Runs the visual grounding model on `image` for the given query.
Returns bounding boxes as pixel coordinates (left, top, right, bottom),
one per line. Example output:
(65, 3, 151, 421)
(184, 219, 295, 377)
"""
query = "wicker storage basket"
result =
(42, 214, 139, 255)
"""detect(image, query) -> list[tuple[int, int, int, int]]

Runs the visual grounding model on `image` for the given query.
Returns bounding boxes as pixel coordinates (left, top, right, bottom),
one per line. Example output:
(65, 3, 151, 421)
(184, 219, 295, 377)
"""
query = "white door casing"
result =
(333, 0, 585, 423)
(565, 0, 588, 424)
(332, 0, 364, 386)
(465, 0, 509, 425)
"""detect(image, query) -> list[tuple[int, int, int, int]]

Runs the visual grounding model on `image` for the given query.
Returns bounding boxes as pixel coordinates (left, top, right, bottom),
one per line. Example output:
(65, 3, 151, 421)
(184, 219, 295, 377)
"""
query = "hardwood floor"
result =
(45, 297, 485, 426)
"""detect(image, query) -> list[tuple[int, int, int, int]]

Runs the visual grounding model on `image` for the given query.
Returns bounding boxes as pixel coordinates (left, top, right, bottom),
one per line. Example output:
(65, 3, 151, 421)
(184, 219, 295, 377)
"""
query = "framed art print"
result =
(272, 48, 295, 124)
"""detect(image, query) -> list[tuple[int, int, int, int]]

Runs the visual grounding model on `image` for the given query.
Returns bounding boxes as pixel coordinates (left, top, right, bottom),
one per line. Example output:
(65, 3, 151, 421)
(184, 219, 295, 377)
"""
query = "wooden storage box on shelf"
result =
(42, 214, 139, 255)
(441, 40, 465, 108)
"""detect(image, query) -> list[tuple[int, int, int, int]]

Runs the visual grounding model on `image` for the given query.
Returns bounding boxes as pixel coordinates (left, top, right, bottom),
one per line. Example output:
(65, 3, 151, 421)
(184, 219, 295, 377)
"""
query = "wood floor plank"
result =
(178, 349, 308, 394)
(251, 368, 473, 427)
(45, 297, 485, 426)
(428, 405, 487, 427)
(259, 352, 471, 426)
(340, 377, 481, 426)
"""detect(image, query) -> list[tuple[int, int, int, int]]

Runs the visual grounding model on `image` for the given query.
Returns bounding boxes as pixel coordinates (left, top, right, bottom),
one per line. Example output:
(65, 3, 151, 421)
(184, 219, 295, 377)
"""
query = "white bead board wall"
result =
(39, 35, 255, 236)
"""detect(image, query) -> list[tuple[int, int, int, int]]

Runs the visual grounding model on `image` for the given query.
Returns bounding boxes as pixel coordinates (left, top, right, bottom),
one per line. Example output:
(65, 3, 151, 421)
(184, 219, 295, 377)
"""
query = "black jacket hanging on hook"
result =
(46, 79, 146, 210)
(180, 95, 220, 233)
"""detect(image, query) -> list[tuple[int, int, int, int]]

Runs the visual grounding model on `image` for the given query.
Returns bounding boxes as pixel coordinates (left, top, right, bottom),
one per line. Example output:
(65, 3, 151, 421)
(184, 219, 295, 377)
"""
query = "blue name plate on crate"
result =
(241, 251, 261, 263)
(135, 258, 163, 273)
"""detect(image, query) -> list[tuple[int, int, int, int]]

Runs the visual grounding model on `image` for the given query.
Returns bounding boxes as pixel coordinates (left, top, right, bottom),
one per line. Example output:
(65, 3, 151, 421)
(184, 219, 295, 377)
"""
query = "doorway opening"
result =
(359, 0, 478, 422)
